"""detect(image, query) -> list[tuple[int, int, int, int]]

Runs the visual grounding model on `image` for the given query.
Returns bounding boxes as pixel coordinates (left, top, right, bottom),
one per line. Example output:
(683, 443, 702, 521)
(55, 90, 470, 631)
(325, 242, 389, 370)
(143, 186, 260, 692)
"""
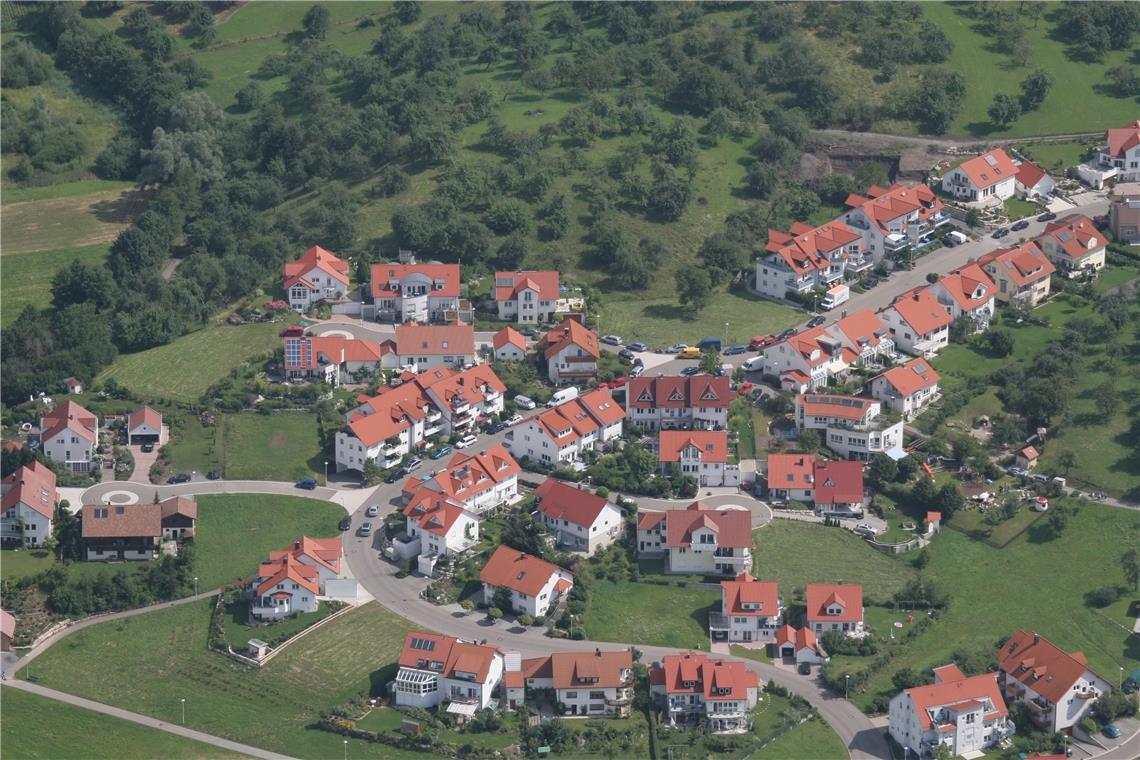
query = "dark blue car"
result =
(295, 478, 318, 490)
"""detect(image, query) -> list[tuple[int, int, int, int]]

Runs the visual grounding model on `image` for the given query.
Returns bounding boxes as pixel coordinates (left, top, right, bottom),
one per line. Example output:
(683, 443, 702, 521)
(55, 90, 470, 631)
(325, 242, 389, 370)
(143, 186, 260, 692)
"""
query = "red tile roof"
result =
(541, 318, 600, 360)
(926, 511, 942, 525)
(1039, 214, 1107, 261)
(663, 502, 752, 549)
(523, 650, 633, 689)
(888, 288, 953, 336)
(529, 403, 601, 446)
(576, 389, 626, 427)
(830, 309, 890, 351)
(494, 270, 560, 302)
(371, 262, 459, 299)
(875, 357, 941, 397)
(268, 535, 343, 575)
(933, 664, 966, 683)
(955, 149, 1018, 189)
(127, 406, 162, 432)
(422, 364, 506, 411)
(774, 326, 843, 368)
(408, 444, 520, 503)
(844, 183, 945, 233)
(775, 625, 819, 654)
(626, 376, 730, 410)
(976, 241, 1055, 287)
(1, 461, 57, 520)
(1106, 120, 1140, 159)
(805, 583, 863, 624)
(534, 479, 612, 530)
(403, 488, 470, 537)
(80, 504, 161, 539)
(721, 573, 780, 616)
(397, 631, 500, 683)
(1016, 159, 1049, 190)
(636, 511, 666, 530)
(937, 263, 996, 313)
(479, 545, 569, 597)
(41, 400, 98, 445)
(284, 245, 350, 288)
(395, 322, 475, 357)
(0, 609, 14, 639)
(905, 669, 1007, 731)
(658, 430, 728, 464)
(1020, 445, 1039, 460)
(766, 453, 816, 490)
(492, 326, 526, 351)
(812, 460, 864, 506)
(797, 393, 876, 422)
(765, 220, 861, 275)
(346, 382, 431, 447)
(256, 553, 319, 596)
(158, 496, 197, 522)
(284, 335, 387, 370)
(656, 652, 759, 701)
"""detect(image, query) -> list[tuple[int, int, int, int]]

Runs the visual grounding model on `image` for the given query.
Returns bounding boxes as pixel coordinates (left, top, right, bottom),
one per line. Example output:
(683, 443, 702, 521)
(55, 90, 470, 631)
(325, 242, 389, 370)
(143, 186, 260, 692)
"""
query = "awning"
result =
(885, 446, 909, 461)
(446, 701, 479, 716)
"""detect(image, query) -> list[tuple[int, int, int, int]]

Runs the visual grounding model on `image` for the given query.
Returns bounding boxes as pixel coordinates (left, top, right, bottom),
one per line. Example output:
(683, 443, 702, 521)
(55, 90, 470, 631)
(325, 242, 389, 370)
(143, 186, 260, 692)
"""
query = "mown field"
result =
(1, 243, 108, 325)
(169, 412, 325, 482)
(581, 579, 719, 649)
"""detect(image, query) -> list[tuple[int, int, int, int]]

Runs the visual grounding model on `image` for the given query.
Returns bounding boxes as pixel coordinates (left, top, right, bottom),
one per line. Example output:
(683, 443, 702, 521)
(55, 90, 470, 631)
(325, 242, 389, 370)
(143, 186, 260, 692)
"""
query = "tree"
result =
(675, 266, 712, 312)
(495, 234, 528, 269)
(1056, 450, 1077, 476)
(1106, 65, 1140, 97)
(698, 233, 747, 286)
(234, 83, 263, 113)
(935, 482, 963, 518)
(987, 93, 1021, 127)
(795, 429, 821, 453)
(302, 5, 330, 39)
(487, 607, 503, 622)
(965, 207, 980, 228)
(52, 260, 117, 311)
(409, 124, 455, 165)
(745, 162, 779, 198)
(895, 455, 917, 482)
(1095, 380, 1121, 419)
(699, 351, 721, 374)
(1019, 69, 1053, 110)
(1122, 549, 1140, 591)
(914, 549, 930, 570)
(768, 107, 811, 147)
(396, 1, 422, 24)
(647, 169, 692, 221)
(985, 329, 1015, 357)
(1046, 504, 1071, 537)
(867, 453, 898, 487)
(492, 586, 514, 614)
(912, 477, 937, 508)
(485, 198, 533, 235)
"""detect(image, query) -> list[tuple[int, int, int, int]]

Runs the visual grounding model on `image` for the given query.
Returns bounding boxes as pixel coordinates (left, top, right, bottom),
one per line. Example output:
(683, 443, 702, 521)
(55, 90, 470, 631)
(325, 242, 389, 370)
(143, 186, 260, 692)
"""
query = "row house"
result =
(827, 310, 895, 369)
(889, 665, 1013, 759)
(370, 258, 467, 324)
(533, 479, 623, 557)
(491, 326, 527, 362)
(976, 242, 1055, 307)
(540, 318, 600, 386)
(625, 375, 731, 431)
(1036, 214, 1107, 278)
(754, 220, 862, 300)
(1015, 159, 1056, 201)
(522, 650, 635, 718)
(1109, 183, 1140, 245)
(764, 454, 864, 516)
(493, 270, 561, 323)
(393, 322, 477, 372)
(404, 444, 521, 515)
(842, 183, 948, 263)
(40, 400, 98, 474)
(402, 488, 479, 575)
(282, 327, 387, 385)
(709, 572, 783, 645)
(479, 545, 573, 618)
(650, 652, 760, 733)
(871, 358, 942, 420)
(657, 430, 740, 488)
(805, 583, 865, 637)
(941, 149, 1019, 203)
(795, 393, 904, 461)
(929, 263, 997, 332)
(394, 631, 504, 715)
(1, 461, 56, 548)
(997, 630, 1112, 734)
(250, 536, 344, 621)
(636, 501, 752, 576)
(880, 289, 952, 357)
(284, 245, 350, 311)
(760, 326, 852, 393)
(1078, 120, 1140, 189)
(775, 625, 828, 665)
(506, 389, 624, 466)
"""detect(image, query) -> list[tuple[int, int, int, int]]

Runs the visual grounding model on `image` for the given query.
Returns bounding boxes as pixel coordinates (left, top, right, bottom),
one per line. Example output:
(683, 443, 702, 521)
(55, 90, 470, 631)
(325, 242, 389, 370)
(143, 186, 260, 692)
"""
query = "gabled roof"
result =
(829, 309, 890, 352)
(936, 263, 996, 312)
(529, 402, 601, 446)
(408, 444, 520, 502)
(1038, 214, 1108, 261)
(636, 511, 667, 530)
(658, 430, 728, 464)
(766, 453, 816, 490)
(721, 573, 780, 617)
(812, 460, 864, 505)
(1106, 120, 1140, 159)
(576, 388, 626, 427)
(534, 479, 613, 530)
(626, 376, 731, 410)
(479, 545, 568, 597)
(805, 583, 863, 623)
(874, 357, 941, 397)
(1016, 159, 1049, 190)
(541, 318, 600, 360)
(765, 220, 861, 274)
(844, 183, 944, 233)
(954, 149, 1018, 189)
(1, 461, 57, 520)
(41, 400, 97, 445)
(905, 668, 1006, 731)
(663, 502, 751, 549)
(887, 288, 953, 336)
(404, 488, 472, 537)
(398, 631, 500, 682)
(494, 270, 560, 302)
(371, 262, 460, 299)
(797, 393, 876, 422)
(655, 652, 759, 700)
(775, 625, 820, 654)
(284, 245, 350, 287)
(158, 496, 197, 522)
(395, 322, 475, 357)
(1020, 445, 1039, 460)
(80, 503, 161, 539)
(256, 553, 319, 596)
(345, 382, 430, 447)
(523, 650, 633, 689)
(492, 326, 526, 352)
(976, 241, 1056, 287)
(771, 325, 845, 368)
(127, 406, 162, 432)
(421, 364, 506, 411)
(0, 609, 14, 639)
(268, 535, 343, 576)
(284, 335, 388, 370)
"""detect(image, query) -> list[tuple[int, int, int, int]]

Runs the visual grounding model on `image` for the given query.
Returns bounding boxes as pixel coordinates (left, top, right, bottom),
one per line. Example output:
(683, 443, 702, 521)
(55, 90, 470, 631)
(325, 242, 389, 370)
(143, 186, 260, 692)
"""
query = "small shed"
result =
(64, 377, 83, 395)
(925, 512, 942, 536)
(247, 638, 270, 659)
(1015, 446, 1040, 470)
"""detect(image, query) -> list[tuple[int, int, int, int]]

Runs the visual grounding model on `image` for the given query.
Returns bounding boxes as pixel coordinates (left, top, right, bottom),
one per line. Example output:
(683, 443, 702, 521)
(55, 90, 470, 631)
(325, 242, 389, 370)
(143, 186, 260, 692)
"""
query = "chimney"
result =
(596, 648, 601, 656)
(1033, 633, 1040, 645)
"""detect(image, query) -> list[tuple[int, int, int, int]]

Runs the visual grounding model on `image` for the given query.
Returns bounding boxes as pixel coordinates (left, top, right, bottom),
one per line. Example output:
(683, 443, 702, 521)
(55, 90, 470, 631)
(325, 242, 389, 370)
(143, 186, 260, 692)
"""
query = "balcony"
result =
(709, 612, 731, 631)
(884, 235, 909, 253)
(846, 256, 873, 273)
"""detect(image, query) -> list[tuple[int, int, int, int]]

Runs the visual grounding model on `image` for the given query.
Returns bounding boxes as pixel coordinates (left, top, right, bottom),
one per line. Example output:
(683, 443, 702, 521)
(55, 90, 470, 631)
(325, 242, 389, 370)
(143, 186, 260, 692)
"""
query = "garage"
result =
(126, 406, 164, 446)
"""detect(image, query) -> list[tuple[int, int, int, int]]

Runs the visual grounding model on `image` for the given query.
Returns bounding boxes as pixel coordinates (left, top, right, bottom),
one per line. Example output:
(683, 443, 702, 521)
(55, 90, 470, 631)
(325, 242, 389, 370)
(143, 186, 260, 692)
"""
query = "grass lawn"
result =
(1, 179, 135, 204)
(0, 688, 249, 760)
(753, 521, 917, 601)
(729, 644, 771, 663)
(1015, 141, 1094, 174)
(0, 244, 108, 326)
(219, 413, 325, 482)
(1, 187, 148, 255)
(1003, 197, 1042, 221)
(166, 412, 222, 476)
(0, 548, 60, 582)
(581, 580, 718, 649)
(97, 321, 288, 404)
(752, 716, 848, 760)
(949, 504, 1046, 548)
(1095, 263, 1140, 294)
(28, 600, 427, 760)
(354, 706, 518, 750)
(193, 494, 344, 590)
(221, 599, 337, 649)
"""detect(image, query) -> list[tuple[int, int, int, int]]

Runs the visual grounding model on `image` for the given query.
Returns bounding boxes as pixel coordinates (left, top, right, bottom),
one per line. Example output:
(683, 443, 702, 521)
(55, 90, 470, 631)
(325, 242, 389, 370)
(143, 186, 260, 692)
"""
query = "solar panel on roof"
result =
(410, 637, 436, 651)
(913, 363, 927, 373)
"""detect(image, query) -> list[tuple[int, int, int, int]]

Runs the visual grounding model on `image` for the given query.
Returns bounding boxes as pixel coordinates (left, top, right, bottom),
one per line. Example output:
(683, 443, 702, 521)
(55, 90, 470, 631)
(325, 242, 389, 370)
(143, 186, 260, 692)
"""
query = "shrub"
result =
(517, 613, 534, 626)
(1086, 586, 1119, 608)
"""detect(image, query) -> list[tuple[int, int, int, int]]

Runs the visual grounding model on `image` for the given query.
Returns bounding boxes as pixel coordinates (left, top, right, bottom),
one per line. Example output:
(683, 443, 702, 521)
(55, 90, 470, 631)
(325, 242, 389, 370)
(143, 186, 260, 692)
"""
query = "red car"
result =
(737, 382, 754, 396)
(749, 335, 777, 350)
(609, 376, 628, 388)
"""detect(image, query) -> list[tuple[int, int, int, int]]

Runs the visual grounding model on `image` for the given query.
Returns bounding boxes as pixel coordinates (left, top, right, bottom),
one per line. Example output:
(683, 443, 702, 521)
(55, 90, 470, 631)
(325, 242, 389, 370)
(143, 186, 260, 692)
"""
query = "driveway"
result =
(127, 442, 159, 484)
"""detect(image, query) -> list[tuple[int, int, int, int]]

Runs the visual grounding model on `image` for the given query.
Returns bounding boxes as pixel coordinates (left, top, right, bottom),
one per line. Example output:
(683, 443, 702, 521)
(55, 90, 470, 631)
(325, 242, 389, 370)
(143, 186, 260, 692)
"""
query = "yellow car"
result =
(677, 346, 701, 359)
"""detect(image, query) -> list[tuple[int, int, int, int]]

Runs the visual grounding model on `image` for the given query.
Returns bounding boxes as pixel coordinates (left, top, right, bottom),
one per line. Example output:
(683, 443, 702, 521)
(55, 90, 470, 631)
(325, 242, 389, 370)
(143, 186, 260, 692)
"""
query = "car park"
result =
(365, 505, 380, 518)
(807, 315, 827, 328)
(505, 414, 523, 426)
(1037, 211, 1057, 222)
(992, 227, 1010, 239)
(456, 434, 478, 449)
(601, 335, 623, 346)
(358, 522, 373, 537)
(1011, 219, 1030, 231)
(724, 344, 748, 356)
(628, 342, 648, 352)
(513, 395, 537, 410)
(430, 445, 453, 460)
(295, 477, 317, 490)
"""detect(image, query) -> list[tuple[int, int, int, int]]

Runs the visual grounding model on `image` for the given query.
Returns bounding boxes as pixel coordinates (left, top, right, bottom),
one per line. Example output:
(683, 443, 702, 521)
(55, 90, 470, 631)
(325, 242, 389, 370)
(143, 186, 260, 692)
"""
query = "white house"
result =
(795, 393, 904, 461)
(826, 310, 895, 369)
(1035, 214, 1107, 277)
(250, 536, 343, 621)
(760, 326, 851, 392)
(625, 375, 731, 431)
(403, 488, 479, 569)
(804, 583, 864, 637)
(393, 322, 477, 372)
(81, 504, 160, 562)
(479, 545, 573, 618)
(709, 572, 783, 644)
(39, 400, 98, 473)
(63, 377, 82, 395)
(394, 631, 504, 714)
(1, 461, 56, 548)
(283, 327, 387, 386)
(880, 288, 952, 357)
(491, 326, 527, 362)
(755, 220, 863, 300)
(657, 430, 740, 488)
(764, 453, 816, 502)
(636, 502, 752, 576)
(976, 241, 1055, 307)
(533, 479, 623, 556)
(651, 652, 760, 733)
(494, 270, 561, 323)
(1078, 120, 1140, 189)
(404, 444, 521, 515)
(125, 406, 163, 445)
(419, 364, 506, 437)
(870, 358, 941, 420)
(370, 259, 466, 324)
(506, 389, 624, 466)
(812, 459, 865, 517)
(774, 625, 828, 666)
(929, 263, 997, 332)
(842, 183, 948, 263)
(284, 245, 350, 311)
(1015, 159, 1055, 201)
(890, 665, 1013, 759)
(941, 149, 1019, 203)
(997, 630, 1113, 734)
(540, 318, 600, 385)
(522, 650, 635, 718)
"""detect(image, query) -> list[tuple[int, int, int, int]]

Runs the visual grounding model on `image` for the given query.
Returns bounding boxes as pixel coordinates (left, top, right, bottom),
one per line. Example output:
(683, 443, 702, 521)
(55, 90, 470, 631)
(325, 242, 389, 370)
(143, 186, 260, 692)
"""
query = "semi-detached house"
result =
(284, 245, 350, 311)
(976, 242, 1055, 307)
(764, 454, 864, 516)
(636, 501, 752, 576)
(650, 652, 760, 733)
(1, 461, 56, 548)
(522, 650, 635, 718)
(657, 430, 740, 488)
(370, 260, 466, 324)
(871, 357, 941, 420)
(889, 665, 1013, 759)
(754, 220, 863, 300)
(533, 479, 623, 556)
(1035, 214, 1107, 278)
(479, 545, 573, 618)
(40, 400, 98, 474)
(880, 288, 952, 357)
(764, 453, 816, 502)
(506, 389, 624, 466)
(403, 444, 521, 515)
(941, 149, 1019, 203)
(760, 326, 852, 393)
(494, 270, 561, 323)
(795, 393, 904, 461)
(394, 631, 504, 714)
(929, 263, 997, 332)
(625, 375, 730, 431)
(540, 318, 600, 385)
(827, 309, 895, 369)
(709, 572, 783, 645)
(842, 183, 948, 263)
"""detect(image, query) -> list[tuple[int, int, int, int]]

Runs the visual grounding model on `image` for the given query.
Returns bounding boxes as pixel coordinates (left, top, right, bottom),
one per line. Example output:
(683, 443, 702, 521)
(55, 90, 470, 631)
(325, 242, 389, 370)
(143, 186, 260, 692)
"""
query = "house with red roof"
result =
(394, 322, 477, 372)
(1079, 120, 1140, 189)
(650, 651, 760, 732)
(81, 503, 162, 561)
(812, 460, 865, 517)
(795, 393, 904, 461)
(491, 326, 527, 362)
(657, 430, 740, 487)
(1015, 158, 1055, 201)
(626, 375, 731, 431)
(394, 631, 504, 713)
(635, 502, 752, 576)
(759, 325, 852, 393)
(419, 364, 506, 437)
(929, 263, 997, 332)
(754, 220, 864, 300)
(942, 149, 1019, 203)
(522, 649, 635, 717)
(39, 400, 99, 473)
(1015, 445, 1039, 471)
(533, 479, 623, 556)
(493, 270, 561, 324)
(842, 183, 948, 263)
(479, 545, 573, 618)
(405, 444, 521, 514)
(1, 461, 57, 548)
(1109, 182, 1140, 244)
(764, 453, 816, 502)
(997, 630, 1111, 733)
(250, 536, 344, 621)
(539, 318, 600, 385)
(871, 357, 942, 419)
(709, 572, 783, 644)
(284, 245, 350, 311)
(125, 406, 163, 445)
(158, 496, 197, 541)
(805, 583, 864, 637)
(889, 664, 1012, 758)
(403, 489, 479, 574)
(774, 624, 828, 665)
(0, 608, 14, 652)
(880, 289, 953, 357)
(825, 309, 896, 368)
(283, 329, 388, 386)
(1035, 214, 1107, 278)
(976, 241, 1055, 307)
(506, 389, 624, 466)
(370, 257, 467, 324)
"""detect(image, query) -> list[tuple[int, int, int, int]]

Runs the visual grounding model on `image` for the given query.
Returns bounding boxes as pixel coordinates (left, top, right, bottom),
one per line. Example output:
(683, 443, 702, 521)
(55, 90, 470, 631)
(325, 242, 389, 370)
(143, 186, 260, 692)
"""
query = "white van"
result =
(743, 356, 765, 373)
(946, 230, 968, 245)
(547, 386, 580, 407)
(514, 395, 537, 410)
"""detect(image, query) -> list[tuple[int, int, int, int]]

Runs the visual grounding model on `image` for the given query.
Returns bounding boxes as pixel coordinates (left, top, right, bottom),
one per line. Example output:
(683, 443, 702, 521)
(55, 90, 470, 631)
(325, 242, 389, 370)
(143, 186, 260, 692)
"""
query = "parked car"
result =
(723, 344, 748, 356)
(749, 335, 777, 350)
(1103, 724, 1121, 739)
(514, 395, 537, 410)
(358, 522, 373, 537)
(505, 414, 523, 426)
(807, 315, 827, 328)
(628, 342, 648, 352)
(365, 505, 380, 518)
(798, 662, 812, 675)
(737, 382, 754, 396)
(430, 445, 453, 460)
(992, 227, 1010, 239)
(488, 421, 508, 434)
(601, 335, 623, 346)
(406, 457, 423, 471)
(630, 364, 646, 378)
(677, 346, 701, 359)
(1037, 211, 1057, 222)
(456, 434, 478, 449)
(941, 234, 958, 248)
(337, 516, 352, 532)
(206, 470, 221, 480)
(618, 348, 635, 361)
(167, 473, 192, 484)
(680, 366, 702, 376)
(520, 327, 540, 338)
(778, 327, 798, 340)
(666, 343, 688, 353)
(863, 277, 879, 289)
(609, 375, 628, 388)
(1092, 214, 1108, 229)
(295, 477, 317, 490)
(854, 523, 879, 537)
(384, 468, 408, 484)
(1011, 219, 1030, 231)
(1006, 466, 1028, 478)
(140, 442, 154, 453)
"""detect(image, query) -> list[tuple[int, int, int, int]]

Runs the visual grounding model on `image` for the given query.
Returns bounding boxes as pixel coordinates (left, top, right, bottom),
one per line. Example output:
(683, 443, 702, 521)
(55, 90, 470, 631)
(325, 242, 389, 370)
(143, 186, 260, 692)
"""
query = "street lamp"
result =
(193, 576, 199, 595)
(180, 698, 186, 725)
(845, 674, 850, 701)
(724, 322, 729, 346)
(569, 614, 575, 639)
(324, 460, 329, 486)
(1120, 666, 1125, 688)
(343, 739, 348, 760)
